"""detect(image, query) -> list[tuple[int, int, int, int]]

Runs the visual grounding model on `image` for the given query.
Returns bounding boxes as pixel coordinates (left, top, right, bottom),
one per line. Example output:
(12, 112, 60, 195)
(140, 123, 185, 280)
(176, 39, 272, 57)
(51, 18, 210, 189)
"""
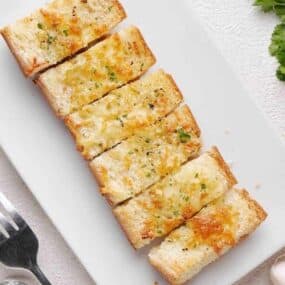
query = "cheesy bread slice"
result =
(37, 26, 156, 117)
(1, 0, 126, 77)
(90, 105, 201, 206)
(113, 147, 237, 249)
(65, 69, 183, 160)
(149, 188, 267, 285)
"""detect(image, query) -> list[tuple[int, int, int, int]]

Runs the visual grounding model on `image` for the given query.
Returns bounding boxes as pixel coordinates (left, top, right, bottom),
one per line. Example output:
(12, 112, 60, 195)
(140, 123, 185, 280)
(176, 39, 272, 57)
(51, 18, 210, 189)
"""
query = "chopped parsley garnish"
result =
(182, 248, 189, 251)
(63, 29, 69, 36)
(105, 66, 117, 82)
(173, 210, 179, 216)
(47, 34, 56, 45)
(148, 103, 155, 109)
(108, 6, 113, 12)
(145, 138, 151, 143)
(37, 23, 44, 30)
(178, 128, 191, 143)
(157, 230, 163, 234)
(146, 173, 151, 178)
(195, 173, 199, 178)
(140, 62, 144, 71)
(201, 183, 207, 190)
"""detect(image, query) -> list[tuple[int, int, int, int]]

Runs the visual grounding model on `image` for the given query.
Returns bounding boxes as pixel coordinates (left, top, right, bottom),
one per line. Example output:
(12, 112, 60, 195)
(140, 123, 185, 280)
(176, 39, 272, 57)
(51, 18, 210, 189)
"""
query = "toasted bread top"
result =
(65, 69, 182, 160)
(37, 26, 156, 117)
(113, 147, 237, 249)
(149, 188, 267, 285)
(91, 105, 201, 206)
(1, 0, 126, 77)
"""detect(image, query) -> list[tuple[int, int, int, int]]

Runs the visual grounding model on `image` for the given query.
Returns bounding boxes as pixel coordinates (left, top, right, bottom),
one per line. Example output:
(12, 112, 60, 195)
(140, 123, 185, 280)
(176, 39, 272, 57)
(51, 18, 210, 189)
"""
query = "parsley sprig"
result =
(254, 0, 285, 80)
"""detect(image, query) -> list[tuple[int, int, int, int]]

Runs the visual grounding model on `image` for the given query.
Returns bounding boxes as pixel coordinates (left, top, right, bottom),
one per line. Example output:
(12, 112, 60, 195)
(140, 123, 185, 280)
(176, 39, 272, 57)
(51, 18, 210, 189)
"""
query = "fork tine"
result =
(0, 193, 26, 228)
(0, 230, 7, 242)
(0, 211, 15, 236)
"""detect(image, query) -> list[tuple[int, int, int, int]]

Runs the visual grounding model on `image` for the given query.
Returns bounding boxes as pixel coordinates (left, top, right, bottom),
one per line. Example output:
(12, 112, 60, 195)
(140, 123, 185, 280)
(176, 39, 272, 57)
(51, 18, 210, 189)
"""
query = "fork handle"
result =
(29, 263, 52, 285)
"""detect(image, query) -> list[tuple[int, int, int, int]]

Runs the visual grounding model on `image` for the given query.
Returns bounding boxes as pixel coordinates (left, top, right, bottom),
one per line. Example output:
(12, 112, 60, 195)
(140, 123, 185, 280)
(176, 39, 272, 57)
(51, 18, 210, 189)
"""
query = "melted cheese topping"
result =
(149, 189, 266, 285)
(6, 0, 126, 75)
(39, 26, 155, 116)
(92, 105, 201, 205)
(65, 70, 182, 160)
(114, 149, 232, 248)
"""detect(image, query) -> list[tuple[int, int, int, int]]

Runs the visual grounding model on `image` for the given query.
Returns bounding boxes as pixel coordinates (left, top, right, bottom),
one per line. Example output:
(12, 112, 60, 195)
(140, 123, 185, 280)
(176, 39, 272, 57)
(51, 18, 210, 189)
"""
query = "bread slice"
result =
(1, 0, 126, 77)
(65, 69, 183, 160)
(90, 105, 201, 206)
(113, 147, 237, 249)
(149, 188, 267, 285)
(37, 26, 156, 117)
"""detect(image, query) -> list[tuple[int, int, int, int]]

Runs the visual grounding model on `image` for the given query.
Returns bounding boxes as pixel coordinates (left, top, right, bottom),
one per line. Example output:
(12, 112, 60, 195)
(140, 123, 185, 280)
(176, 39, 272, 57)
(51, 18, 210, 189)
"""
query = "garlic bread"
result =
(149, 188, 267, 285)
(1, 0, 126, 77)
(113, 147, 237, 249)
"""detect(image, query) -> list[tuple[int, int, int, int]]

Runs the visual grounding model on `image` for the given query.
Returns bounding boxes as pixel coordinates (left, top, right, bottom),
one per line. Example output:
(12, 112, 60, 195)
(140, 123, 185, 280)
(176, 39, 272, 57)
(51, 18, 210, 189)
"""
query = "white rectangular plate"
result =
(0, 1, 285, 284)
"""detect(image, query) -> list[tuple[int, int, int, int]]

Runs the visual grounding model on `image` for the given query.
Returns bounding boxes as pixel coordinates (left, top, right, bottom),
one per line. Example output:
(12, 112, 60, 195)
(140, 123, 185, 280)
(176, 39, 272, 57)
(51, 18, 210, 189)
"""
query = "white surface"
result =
(189, 1, 285, 140)
(0, 149, 94, 285)
(0, 1, 285, 285)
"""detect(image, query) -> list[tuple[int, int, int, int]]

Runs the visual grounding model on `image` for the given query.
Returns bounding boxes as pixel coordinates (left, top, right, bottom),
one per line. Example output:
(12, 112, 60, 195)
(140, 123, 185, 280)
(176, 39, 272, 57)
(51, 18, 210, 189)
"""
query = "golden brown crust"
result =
(112, 0, 127, 21)
(113, 208, 138, 249)
(164, 72, 184, 104)
(36, 77, 65, 119)
(177, 105, 201, 137)
(131, 26, 156, 67)
(1, 28, 32, 77)
(239, 188, 268, 222)
(208, 146, 237, 187)
(89, 161, 105, 187)
(149, 256, 180, 285)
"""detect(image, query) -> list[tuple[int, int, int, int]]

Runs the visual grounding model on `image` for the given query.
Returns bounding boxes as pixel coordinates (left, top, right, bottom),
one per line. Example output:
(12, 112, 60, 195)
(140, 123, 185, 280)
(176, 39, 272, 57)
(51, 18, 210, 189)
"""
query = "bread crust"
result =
(177, 105, 201, 137)
(36, 76, 65, 118)
(0, 28, 44, 77)
(149, 188, 267, 284)
(1, 0, 127, 77)
(239, 188, 267, 222)
(113, 208, 138, 249)
(208, 146, 237, 187)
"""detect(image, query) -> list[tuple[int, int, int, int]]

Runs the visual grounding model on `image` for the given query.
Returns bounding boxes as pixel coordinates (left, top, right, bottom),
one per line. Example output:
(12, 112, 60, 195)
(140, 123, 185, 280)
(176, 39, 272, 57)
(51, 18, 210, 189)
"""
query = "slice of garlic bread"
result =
(149, 188, 267, 285)
(1, 0, 126, 77)
(113, 147, 237, 249)
(90, 105, 201, 206)
(37, 26, 156, 117)
(65, 69, 183, 160)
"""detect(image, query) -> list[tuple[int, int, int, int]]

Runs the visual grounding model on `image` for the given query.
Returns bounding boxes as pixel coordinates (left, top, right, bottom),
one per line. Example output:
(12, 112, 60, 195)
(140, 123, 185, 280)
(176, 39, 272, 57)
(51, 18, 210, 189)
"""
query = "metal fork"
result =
(0, 193, 51, 285)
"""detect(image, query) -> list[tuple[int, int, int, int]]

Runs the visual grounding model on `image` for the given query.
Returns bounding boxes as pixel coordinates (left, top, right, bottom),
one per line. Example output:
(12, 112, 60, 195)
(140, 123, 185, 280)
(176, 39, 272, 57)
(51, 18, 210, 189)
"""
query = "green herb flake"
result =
(108, 6, 113, 12)
(173, 210, 179, 217)
(201, 183, 207, 190)
(37, 23, 44, 30)
(178, 128, 191, 143)
(145, 138, 151, 143)
(148, 103, 155, 109)
(63, 29, 69, 36)
(47, 34, 56, 45)
(195, 173, 199, 178)
(146, 173, 151, 178)
(105, 66, 117, 82)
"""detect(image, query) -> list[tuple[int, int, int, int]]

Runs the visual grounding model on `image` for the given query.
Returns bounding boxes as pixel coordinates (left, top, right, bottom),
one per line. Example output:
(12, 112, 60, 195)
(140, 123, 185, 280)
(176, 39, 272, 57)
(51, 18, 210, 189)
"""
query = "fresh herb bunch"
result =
(270, 24, 285, 80)
(254, 0, 285, 20)
(254, 0, 285, 80)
